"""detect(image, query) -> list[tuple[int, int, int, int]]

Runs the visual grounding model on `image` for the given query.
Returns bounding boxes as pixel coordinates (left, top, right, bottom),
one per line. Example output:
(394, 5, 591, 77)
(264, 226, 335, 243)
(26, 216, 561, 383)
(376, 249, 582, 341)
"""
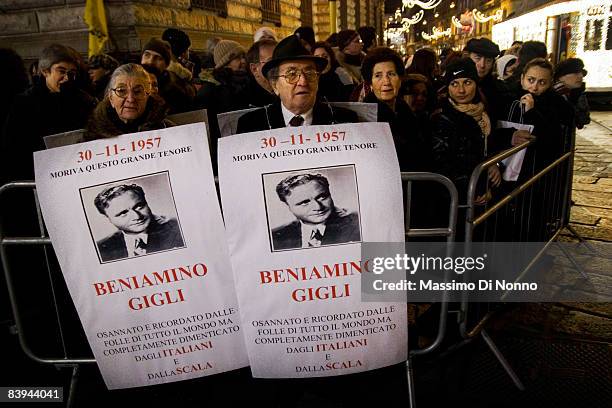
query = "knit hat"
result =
(88, 53, 119, 71)
(213, 40, 246, 69)
(142, 38, 172, 66)
(444, 58, 479, 85)
(295, 26, 316, 49)
(496, 54, 517, 78)
(464, 38, 500, 58)
(554, 58, 587, 80)
(337, 29, 359, 51)
(162, 28, 191, 58)
(254, 27, 278, 42)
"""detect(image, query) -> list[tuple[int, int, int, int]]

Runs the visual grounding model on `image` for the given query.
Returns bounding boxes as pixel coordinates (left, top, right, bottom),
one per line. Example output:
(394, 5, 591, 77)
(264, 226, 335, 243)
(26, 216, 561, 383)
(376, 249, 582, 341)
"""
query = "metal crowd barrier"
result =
(0, 181, 95, 408)
(1, 173, 459, 408)
(459, 126, 578, 391)
(401, 172, 458, 408)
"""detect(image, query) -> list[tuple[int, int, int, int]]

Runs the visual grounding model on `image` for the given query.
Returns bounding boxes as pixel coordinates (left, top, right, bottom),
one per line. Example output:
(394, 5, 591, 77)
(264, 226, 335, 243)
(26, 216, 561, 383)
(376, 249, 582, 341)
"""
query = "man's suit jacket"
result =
(236, 99, 358, 134)
(97, 216, 184, 262)
(271, 209, 361, 250)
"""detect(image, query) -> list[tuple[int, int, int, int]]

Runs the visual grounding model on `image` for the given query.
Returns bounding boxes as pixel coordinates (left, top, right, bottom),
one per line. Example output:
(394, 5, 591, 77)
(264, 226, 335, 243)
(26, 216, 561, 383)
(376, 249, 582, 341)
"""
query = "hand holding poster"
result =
(218, 122, 407, 378)
(34, 124, 248, 389)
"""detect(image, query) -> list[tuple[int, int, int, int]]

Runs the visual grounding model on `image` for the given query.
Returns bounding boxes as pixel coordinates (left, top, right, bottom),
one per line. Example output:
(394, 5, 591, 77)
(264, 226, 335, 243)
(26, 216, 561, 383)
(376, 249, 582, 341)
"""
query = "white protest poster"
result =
(34, 124, 248, 389)
(218, 122, 407, 378)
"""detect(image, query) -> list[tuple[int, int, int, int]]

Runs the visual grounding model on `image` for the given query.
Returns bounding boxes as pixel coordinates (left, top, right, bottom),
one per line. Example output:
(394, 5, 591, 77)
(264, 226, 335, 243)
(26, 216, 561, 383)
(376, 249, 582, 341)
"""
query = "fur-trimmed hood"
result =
(168, 60, 193, 81)
(85, 94, 173, 140)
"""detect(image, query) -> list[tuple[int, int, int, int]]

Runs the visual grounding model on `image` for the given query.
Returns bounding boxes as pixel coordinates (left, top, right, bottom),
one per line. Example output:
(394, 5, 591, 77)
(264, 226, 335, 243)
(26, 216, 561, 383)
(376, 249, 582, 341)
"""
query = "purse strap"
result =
(507, 100, 524, 123)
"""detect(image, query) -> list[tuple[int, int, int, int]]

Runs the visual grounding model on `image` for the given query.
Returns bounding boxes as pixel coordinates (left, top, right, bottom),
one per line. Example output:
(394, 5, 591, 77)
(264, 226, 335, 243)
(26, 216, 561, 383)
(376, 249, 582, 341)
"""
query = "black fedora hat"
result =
(262, 35, 327, 77)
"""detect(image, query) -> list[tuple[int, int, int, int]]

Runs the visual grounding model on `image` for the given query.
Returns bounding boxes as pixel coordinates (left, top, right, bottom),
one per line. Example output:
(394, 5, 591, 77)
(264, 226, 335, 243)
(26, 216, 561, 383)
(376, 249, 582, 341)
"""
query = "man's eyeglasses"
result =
(111, 86, 148, 99)
(52, 66, 77, 79)
(276, 69, 320, 84)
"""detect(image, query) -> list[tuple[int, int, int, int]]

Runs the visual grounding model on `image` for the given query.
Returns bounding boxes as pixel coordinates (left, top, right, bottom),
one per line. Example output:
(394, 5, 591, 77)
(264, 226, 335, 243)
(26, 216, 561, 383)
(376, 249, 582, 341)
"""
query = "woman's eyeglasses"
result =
(111, 86, 148, 99)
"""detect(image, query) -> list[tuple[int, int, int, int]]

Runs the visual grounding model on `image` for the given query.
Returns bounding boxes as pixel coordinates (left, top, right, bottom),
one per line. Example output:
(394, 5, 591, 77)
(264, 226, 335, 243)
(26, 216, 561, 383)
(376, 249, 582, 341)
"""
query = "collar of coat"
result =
(86, 94, 169, 139)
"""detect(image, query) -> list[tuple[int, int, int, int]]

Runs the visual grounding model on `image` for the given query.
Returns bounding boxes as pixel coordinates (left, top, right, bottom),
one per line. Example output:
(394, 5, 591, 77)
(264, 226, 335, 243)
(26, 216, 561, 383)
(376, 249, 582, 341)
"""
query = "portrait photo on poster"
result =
(263, 165, 362, 252)
(80, 171, 186, 264)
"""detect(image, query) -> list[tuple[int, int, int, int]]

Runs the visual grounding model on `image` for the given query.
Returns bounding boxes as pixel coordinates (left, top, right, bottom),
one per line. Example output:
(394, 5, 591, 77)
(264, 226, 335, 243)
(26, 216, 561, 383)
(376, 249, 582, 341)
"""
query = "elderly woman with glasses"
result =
(85, 63, 173, 140)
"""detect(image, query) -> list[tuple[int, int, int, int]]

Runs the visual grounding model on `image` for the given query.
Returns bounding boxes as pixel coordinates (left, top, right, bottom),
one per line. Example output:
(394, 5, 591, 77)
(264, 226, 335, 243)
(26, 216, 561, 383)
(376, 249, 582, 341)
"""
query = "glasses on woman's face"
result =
(111, 85, 148, 99)
(52, 66, 77, 79)
(276, 68, 320, 84)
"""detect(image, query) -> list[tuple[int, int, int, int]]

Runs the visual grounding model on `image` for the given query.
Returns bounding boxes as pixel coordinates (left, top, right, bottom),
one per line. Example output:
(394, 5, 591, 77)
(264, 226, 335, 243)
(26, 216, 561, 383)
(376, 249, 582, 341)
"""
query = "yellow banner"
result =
(84, 0, 109, 57)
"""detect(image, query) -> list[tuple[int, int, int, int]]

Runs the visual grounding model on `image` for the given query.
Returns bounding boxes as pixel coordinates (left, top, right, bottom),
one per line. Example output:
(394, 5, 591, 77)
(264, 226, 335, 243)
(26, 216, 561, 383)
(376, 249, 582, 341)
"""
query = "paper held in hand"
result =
(218, 122, 408, 378)
(34, 124, 248, 389)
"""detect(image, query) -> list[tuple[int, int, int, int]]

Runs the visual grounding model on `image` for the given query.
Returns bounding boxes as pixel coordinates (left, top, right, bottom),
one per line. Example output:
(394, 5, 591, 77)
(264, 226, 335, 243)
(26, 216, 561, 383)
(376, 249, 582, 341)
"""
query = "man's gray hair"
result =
(38, 43, 78, 71)
(106, 63, 152, 97)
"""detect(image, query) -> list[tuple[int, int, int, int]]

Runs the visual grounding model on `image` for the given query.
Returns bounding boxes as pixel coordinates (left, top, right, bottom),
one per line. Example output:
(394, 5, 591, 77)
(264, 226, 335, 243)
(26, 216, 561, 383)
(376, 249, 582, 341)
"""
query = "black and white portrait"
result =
(80, 172, 186, 264)
(263, 165, 362, 252)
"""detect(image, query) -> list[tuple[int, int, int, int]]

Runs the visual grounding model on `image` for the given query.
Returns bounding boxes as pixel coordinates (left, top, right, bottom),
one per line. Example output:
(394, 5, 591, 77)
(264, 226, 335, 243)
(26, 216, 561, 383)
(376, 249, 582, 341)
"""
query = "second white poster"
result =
(218, 122, 408, 378)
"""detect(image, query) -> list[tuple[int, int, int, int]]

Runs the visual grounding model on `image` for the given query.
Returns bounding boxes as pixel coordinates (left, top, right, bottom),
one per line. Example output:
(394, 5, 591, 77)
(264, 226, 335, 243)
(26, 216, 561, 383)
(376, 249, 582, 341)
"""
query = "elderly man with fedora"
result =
(236, 35, 357, 134)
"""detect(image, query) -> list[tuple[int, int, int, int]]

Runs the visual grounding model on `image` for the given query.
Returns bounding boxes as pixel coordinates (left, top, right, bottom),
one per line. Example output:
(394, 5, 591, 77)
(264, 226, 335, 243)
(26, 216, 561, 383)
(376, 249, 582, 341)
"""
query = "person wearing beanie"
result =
(162, 28, 195, 81)
(88, 53, 119, 100)
(141, 38, 172, 73)
(431, 58, 500, 207)
(253, 26, 278, 42)
(334, 29, 365, 84)
(294, 26, 316, 52)
(553, 58, 590, 128)
(195, 39, 250, 115)
(141, 37, 195, 114)
(162, 28, 191, 60)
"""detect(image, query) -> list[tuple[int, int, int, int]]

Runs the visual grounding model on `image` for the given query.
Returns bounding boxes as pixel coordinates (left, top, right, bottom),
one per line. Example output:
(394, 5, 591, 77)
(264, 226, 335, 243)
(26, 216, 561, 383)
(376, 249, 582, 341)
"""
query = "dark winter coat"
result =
(479, 73, 515, 126)
(84, 94, 174, 141)
(430, 99, 487, 198)
(194, 68, 251, 114)
(1, 80, 97, 180)
(158, 69, 196, 114)
(364, 93, 431, 172)
(245, 75, 277, 108)
(317, 70, 351, 102)
(236, 99, 358, 134)
(500, 84, 574, 177)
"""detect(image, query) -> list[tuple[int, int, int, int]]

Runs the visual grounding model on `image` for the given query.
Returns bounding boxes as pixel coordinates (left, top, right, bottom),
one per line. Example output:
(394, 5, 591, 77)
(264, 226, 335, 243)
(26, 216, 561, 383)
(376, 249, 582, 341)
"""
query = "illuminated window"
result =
(192, 0, 227, 17)
(261, 0, 281, 26)
(584, 18, 604, 51)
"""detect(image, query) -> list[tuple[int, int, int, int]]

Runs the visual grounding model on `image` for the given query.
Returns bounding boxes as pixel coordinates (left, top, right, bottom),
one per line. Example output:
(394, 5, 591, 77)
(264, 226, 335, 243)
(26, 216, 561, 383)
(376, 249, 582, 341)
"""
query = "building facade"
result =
(0, 0, 384, 61)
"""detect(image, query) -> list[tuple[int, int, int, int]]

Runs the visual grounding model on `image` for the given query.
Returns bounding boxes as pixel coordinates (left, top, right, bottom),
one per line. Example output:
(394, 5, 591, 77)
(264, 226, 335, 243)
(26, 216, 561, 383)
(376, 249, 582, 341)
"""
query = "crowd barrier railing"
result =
(1, 173, 459, 408)
(402, 172, 458, 408)
(0, 181, 96, 408)
(459, 128, 579, 391)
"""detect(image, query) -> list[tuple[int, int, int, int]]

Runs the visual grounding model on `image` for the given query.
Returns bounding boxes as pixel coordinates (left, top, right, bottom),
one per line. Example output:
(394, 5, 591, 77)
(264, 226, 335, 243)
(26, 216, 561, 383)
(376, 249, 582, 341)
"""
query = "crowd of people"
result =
(0, 26, 590, 213)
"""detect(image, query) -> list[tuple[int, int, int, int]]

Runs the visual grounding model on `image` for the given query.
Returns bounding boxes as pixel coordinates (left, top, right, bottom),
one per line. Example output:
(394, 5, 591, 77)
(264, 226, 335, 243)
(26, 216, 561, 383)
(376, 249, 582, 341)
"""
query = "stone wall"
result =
(0, 0, 298, 61)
